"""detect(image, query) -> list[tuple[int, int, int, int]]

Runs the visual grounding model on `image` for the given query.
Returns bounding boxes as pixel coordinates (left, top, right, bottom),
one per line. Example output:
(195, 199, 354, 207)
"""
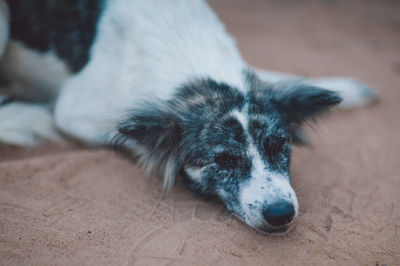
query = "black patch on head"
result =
(248, 117, 290, 167)
(181, 73, 337, 207)
(114, 78, 247, 193)
(175, 79, 246, 116)
(6, 0, 104, 73)
(221, 117, 246, 143)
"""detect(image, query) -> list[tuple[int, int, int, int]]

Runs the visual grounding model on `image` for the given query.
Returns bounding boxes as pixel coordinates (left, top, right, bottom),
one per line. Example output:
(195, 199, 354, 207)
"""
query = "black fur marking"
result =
(113, 101, 184, 191)
(115, 73, 341, 223)
(6, 0, 105, 73)
(271, 84, 342, 124)
(248, 116, 291, 173)
(245, 71, 342, 145)
(272, 84, 341, 145)
(221, 117, 246, 143)
(114, 78, 247, 193)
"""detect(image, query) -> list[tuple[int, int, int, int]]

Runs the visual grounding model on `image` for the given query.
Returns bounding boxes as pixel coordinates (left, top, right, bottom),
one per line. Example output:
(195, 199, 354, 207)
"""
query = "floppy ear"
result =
(272, 84, 342, 145)
(114, 104, 184, 193)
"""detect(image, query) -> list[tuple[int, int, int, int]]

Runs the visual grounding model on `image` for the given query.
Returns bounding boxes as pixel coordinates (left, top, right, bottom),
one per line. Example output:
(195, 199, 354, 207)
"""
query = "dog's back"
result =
(5, 0, 103, 73)
(0, 0, 248, 145)
(0, 0, 104, 103)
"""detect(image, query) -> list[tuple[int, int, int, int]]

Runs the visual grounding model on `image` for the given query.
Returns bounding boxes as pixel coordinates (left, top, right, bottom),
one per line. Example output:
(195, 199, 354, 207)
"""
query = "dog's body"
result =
(0, 0, 376, 234)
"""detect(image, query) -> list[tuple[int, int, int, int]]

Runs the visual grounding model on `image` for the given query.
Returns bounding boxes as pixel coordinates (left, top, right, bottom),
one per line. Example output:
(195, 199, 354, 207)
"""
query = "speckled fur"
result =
(0, 0, 376, 234)
(114, 73, 341, 233)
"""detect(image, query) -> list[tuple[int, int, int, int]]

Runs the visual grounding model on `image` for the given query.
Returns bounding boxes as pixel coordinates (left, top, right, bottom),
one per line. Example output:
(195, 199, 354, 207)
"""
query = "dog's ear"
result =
(272, 84, 342, 145)
(114, 103, 183, 193)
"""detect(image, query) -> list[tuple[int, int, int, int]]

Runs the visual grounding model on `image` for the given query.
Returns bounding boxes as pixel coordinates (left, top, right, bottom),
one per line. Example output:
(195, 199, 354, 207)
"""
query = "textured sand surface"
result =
(1, 0, 400, 265)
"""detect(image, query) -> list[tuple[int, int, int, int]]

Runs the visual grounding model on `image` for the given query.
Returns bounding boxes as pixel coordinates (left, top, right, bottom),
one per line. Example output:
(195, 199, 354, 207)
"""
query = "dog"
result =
(0, 0, 377, 234)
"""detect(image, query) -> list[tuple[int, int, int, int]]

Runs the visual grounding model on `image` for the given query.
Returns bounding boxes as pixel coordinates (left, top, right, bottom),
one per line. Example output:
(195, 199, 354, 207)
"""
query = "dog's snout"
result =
(263, 201, 295, 227)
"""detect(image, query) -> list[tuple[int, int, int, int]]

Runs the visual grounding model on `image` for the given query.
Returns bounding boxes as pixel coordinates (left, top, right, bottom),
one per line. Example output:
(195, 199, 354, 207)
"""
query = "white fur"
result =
(184, 166, 206, 183)
(240, 171, 297, 228)
(55, 0, 247, 145)
(1, 0, 377, 147)
(0, 103, 60, 146)
(0, 0, 378, 234)
(252, 68, 298, 83)
(310, 77, 378, 109)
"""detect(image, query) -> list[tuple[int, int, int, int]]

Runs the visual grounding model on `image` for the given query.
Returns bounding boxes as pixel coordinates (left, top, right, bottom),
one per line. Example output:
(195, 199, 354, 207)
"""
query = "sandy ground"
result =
(1, 0, 400, 265)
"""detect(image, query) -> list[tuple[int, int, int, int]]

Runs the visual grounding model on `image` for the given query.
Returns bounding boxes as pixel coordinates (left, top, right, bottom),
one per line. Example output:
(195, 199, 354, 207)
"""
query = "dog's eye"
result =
(272, 139, 283, 151)
(215, 152, 235, 168)
(264, 137, 286, 154)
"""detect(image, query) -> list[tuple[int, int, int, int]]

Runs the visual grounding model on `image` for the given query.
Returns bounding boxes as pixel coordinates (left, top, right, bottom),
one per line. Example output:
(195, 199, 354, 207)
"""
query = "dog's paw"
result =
(0, 102, 62, 146)
(312, 78, 378, 109)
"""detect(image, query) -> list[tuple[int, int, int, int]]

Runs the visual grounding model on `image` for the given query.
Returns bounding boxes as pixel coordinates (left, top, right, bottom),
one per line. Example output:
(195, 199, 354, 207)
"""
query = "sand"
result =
(1, 0, 400, 265)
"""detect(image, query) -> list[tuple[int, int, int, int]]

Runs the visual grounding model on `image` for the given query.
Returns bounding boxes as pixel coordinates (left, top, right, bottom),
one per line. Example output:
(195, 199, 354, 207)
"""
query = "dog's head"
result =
(115, 73, 341, 234)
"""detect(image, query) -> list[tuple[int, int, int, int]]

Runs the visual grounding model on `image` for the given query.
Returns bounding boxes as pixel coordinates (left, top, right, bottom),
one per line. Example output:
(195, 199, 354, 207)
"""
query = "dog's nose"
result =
(263, 201, 295, 226)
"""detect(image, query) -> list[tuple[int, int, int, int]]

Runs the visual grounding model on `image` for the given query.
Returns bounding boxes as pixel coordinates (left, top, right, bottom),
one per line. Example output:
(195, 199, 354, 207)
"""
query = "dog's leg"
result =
(0, 102, 61, 146)
(0, 2, 60, 146)
(0, 7, 67, 146)
(253, 68, 378, 109)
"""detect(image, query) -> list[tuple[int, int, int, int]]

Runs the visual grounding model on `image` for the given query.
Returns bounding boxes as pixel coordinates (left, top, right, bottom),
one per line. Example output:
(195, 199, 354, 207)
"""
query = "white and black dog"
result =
(0, 0, 376, 234)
